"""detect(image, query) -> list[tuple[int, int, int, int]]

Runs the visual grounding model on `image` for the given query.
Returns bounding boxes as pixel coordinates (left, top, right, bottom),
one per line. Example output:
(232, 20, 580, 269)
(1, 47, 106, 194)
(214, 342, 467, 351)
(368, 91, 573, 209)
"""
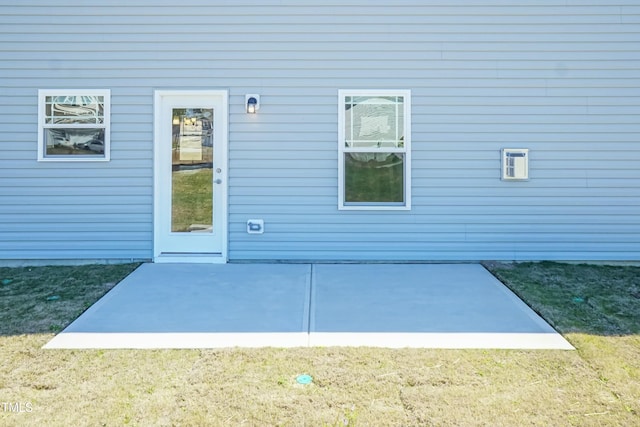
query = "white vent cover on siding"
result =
(501, 149, 529, 181)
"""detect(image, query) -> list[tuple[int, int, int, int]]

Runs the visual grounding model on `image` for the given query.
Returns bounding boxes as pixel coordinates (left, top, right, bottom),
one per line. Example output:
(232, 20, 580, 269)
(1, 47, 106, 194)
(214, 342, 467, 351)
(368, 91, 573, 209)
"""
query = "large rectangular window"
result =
(38, 89, 110, 161)
(338, 90, 411, 210)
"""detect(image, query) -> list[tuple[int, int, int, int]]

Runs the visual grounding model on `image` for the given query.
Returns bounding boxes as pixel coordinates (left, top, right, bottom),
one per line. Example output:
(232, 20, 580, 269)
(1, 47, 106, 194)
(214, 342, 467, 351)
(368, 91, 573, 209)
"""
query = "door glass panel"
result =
(171, 108, 214, 233)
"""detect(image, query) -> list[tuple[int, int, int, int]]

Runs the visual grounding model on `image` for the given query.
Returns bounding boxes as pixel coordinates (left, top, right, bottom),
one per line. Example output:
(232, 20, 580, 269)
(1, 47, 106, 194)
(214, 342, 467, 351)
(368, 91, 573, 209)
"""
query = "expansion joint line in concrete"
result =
(306, 264, 315, 343)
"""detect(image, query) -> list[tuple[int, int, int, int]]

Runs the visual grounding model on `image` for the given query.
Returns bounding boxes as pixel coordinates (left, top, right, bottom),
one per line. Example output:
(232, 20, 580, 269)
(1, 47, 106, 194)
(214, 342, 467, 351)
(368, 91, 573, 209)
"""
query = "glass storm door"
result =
(154, 91, 228, 262)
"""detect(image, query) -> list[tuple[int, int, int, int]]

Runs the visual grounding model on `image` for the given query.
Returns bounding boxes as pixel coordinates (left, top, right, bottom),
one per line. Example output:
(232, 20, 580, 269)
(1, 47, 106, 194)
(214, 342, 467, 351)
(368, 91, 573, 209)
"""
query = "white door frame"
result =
(153, 90, 228, 263)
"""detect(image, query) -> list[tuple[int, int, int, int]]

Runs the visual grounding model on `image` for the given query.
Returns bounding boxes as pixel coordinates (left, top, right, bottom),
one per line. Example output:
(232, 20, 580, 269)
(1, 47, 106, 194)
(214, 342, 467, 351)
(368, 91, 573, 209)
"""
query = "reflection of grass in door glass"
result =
(171, 168, 213, 232)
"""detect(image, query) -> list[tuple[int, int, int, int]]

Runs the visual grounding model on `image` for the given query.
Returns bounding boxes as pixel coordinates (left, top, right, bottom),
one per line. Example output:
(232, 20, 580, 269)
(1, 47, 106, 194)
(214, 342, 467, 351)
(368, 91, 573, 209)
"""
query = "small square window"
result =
(38, 90, 110, 161)
(338, 90, 411, 210)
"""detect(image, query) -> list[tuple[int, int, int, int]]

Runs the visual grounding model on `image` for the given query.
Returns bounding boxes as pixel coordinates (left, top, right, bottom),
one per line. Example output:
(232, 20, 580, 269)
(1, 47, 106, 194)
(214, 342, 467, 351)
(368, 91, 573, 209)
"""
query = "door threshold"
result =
(154, 253, 226, 264)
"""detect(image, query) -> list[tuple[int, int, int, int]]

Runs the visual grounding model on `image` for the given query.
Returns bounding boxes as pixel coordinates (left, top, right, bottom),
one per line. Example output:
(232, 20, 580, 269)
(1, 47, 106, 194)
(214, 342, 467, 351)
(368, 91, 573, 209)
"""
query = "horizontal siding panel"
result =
(2, 195, 153, 206)
(0, 168, 151, 179)
(233, 186, 336, 197)
(5, 1, 637, 7)
(0, 250, 151, 260)
(0, 4, 625, 14)
(231, 158, 335, 168)
(1, 1, 639, 261)
(0, 213, 151, 224)
(410, 196, 640, 207)
(444, 51, 640, 61)
(0, 232, 149, 242)
(411, 177, 640, 187)
(230, 231, 640, 244)
(2, 20, 637, 33)
(420, 114, 640, 124)
(231, 170, 334, 180)
(0, 223, 150, 233)
(413, 186, 640, 198)
(5, 59, 640, 72)
(416, 148, 638, 158)
(0, 241, 150, 250)
(414, 133, 640, 143)
(0, 159, 152, 169)
(0, 178, 153, 188)
(230, 214, 640, 226)
(231, 222, 640, 235)
(231, 177, 336, 188)
(0, 186, 150, 197)
(1, 204, 150, 215)
(1, 23, 634, 36)
(230, 195, 334, 206)
(229, 149, 330, 159)
(4, 74, 640, 84)
(230, 241, 640, 254)
(230, 222, 639, 234)
(5, 33, 640, 44)
(231, 249, 639, 262)
(4, 41, 638, 56)
(231, 204, 640, 216)
(467, 233, 640, 243)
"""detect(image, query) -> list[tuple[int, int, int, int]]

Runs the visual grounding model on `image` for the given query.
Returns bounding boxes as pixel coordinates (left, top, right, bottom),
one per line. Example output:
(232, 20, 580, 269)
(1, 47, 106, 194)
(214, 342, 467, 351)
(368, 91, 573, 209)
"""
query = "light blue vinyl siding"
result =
(1, 1, 639, 261)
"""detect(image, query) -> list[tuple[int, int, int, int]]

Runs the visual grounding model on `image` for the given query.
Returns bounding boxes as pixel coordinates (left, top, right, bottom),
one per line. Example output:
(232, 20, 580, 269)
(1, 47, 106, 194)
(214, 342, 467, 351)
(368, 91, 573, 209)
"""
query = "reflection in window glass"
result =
(344, 153, 404, 203)
(171, 108, 215, 233)
(339, 90, 411, 209)
(44, 129, 105, 155)
(45, 95, 105, 124)
(344, 96, 404, 148)
(39, 90, 110, 160)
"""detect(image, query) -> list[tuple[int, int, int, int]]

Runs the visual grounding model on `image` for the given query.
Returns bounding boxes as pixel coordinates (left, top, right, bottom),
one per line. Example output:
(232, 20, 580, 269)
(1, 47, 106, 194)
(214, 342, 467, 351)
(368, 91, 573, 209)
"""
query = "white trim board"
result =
(44, 332, 573, 350)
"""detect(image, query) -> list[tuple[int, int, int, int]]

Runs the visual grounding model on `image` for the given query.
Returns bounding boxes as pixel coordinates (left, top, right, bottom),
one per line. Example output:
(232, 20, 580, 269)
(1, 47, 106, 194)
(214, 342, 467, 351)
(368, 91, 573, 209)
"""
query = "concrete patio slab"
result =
(44, 263, 573, 350)
(309, 264, 572, 349)
(45, 263, 312, 348)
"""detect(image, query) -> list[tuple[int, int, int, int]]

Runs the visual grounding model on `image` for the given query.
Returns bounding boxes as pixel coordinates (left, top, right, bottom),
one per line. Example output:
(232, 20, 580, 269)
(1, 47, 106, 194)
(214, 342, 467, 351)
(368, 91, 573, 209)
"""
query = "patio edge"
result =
(44, 332, 574, 350)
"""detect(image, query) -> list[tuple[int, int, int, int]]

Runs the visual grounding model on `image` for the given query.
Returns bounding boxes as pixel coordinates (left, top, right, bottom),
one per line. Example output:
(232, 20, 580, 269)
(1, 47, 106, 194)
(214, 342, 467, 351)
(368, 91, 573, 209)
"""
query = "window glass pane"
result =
(45, 95, 104, 124)
(44, 128, 104, 156)
(171, 108, 214, 233)
(344, 152, 404, 203)
(345, 96, 404, 148)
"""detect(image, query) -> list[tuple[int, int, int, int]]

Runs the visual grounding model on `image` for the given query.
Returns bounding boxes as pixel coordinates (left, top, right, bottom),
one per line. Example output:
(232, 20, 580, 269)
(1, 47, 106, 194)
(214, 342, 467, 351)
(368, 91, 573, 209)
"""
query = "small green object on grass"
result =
(46, 295, 61, 301)
(1, 279, 12, 285)
(296, 374, 313, 385)
(572, 297, 584, 303)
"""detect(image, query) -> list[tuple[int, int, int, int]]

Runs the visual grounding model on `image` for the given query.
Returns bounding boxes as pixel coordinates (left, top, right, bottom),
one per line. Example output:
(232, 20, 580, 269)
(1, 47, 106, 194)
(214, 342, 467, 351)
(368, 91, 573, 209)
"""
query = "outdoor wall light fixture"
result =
(245, 94, 260, 114)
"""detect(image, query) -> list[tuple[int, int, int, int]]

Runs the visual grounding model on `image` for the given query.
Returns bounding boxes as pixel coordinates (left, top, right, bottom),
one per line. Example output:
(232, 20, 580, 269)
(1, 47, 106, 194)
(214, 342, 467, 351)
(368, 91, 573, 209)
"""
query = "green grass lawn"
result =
(0, 261, 638, 426)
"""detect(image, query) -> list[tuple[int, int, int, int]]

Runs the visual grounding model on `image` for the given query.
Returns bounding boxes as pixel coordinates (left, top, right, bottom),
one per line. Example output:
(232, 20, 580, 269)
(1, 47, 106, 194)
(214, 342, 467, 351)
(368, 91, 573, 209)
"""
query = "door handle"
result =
(215, 179, 222, 184)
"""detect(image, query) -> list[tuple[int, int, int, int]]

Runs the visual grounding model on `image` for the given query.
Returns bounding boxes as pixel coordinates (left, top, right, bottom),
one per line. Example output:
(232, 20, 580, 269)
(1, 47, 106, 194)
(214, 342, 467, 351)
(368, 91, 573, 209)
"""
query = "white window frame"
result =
(338, 89, 411, 210)
(38, 89, 111, 162)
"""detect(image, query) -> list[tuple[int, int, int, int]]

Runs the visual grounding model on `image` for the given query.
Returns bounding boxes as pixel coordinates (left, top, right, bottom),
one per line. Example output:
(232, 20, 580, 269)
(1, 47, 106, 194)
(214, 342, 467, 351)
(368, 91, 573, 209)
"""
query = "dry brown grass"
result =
(2, 336, 636, 426)
(0, 262, 638, 426)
